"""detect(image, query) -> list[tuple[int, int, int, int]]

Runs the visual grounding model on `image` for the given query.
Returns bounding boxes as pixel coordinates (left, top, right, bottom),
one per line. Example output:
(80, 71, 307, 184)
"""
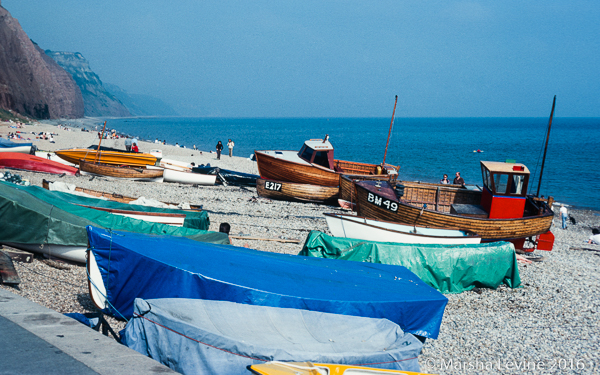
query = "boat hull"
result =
(354, 180, 554, 240)
(256, 178, 339, 204)
(55, 148, 157, 167)
(123, 299, 423, 374)
(325, 213, 481, 244)
(163, 168, 216, 185)
(79, 160, 163, 181)
(0, 152, 79, 175)
(0, 145, 32, 154)
(2, 242, 86, 263)
(86, 226, 448, 339)
(42, 179, 202, 211)
(255, 150, 340, 186)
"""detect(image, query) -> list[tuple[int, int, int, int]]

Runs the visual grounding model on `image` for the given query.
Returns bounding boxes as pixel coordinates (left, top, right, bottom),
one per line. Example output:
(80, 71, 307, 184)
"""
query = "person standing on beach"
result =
(227, 139, 234, 157)
(440, 174, 450, 184)
(124, 137, 132, 152)
(453, 172, 465, 185)
(560, 204, 568, 229)
(216, 141, 223, 160)
(132, 142, 139, 153)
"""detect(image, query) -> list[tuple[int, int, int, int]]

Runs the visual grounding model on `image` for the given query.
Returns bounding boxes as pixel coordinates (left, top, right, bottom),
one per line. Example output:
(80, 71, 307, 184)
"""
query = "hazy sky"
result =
(3, 1, 599, 117)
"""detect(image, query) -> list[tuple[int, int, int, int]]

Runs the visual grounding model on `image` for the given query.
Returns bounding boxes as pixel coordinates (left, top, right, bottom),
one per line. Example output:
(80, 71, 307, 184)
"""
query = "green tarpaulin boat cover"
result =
(0, 181, 228, 247)
(29, 185, 208, 230)
(300, 231, 521, 293)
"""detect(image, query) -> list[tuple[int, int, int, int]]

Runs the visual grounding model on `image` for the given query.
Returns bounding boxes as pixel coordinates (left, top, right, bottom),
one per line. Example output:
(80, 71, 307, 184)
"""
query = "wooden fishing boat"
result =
(354, 160, 555, 249)
(42, 179, 202, 211)
(324, 212, 481, 244)
(163, 168, 217, 185)
(0, 152, 79, 175)
(255, 137, 399, 187)
(79, 160, 163, 182)
(55, 148, 157, 167)
(256, 178, 339, 205)
(249, 362, 431, 375)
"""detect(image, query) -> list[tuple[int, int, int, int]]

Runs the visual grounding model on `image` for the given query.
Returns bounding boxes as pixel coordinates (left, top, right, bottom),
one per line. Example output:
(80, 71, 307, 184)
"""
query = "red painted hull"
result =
(0, 152, 79, 175)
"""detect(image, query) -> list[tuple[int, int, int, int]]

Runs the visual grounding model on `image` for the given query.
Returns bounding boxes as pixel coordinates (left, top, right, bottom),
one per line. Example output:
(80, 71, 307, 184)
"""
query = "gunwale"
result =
(256, 177, 339, 205)
(354, 180, 554, 240)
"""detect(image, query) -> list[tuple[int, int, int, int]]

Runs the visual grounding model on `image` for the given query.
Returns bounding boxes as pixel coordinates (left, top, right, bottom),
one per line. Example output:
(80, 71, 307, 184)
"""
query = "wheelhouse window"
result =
(313, 151, 330, 168)
(493, 174, 509, 195)
(299, 145, 314, 162)
(510, 175, 524, 195)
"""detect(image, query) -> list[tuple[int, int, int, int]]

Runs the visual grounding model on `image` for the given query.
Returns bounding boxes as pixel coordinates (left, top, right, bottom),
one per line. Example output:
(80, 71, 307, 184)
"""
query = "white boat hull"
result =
(163, 168, 216, 185)
(35, 151, 77, 166)
(0, 146, 31, 154)
(325, 213, 482, 245)
(2, 242, 87, 263)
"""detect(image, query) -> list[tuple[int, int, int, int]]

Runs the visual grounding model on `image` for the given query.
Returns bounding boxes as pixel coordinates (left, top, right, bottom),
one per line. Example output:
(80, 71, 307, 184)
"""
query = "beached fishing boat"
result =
(256, 178, 339, 205)
(55, 148, 157, 166)
(122, 298, 423, 374)
(42, 179, 202, 210)
(0, 181, 227, 263)
(79, 160, 164, 182)
(86, 226, 447, 339)
(255, 138, 399, 187)
(0, 138, 33, 154)
(353, 160, 555, 250)
(163, 168, 217, 185)
(0, 152, 79, 175)
(339, 174, 406, 208)
(324, 212, 481, 244)
(301, 231, 520, 294)
(249, 362, 431, 375)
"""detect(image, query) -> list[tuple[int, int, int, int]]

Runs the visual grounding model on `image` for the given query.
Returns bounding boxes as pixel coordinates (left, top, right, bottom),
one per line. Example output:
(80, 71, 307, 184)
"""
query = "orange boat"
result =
(55, 148, 157, 167)
(255, 137, 399, 187)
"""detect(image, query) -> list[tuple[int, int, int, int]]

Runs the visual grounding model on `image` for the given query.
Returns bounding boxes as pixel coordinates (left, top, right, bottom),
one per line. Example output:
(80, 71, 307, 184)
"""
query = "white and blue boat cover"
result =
(0, 138, 32, 148)
(123, 298, 423, 374)
(87, 226, 448, 339)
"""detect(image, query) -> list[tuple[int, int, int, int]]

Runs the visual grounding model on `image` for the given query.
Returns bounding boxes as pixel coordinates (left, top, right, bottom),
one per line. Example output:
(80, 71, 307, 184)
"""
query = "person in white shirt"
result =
(227, 139, 234, 157)
(588, 228, 600, 244)
(559, 204, 568, 229)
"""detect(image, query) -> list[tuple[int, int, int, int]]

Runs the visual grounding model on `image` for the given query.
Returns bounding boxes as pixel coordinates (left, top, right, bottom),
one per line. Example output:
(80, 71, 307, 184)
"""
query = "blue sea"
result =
(104, 117, 599, 211)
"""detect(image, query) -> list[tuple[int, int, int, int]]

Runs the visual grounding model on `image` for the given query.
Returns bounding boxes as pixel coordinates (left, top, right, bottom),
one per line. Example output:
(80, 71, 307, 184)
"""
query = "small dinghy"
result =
(0, 152, 79, 175)
(122, 298, 423, 374)
(324, 212, 481, 245)
(86, 226, 447, 339)
(79, 160, 163, 182)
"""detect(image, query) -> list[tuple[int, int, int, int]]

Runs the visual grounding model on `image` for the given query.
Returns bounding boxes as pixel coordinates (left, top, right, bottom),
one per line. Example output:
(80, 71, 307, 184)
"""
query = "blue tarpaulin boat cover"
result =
(123, 298, 423, 374)
(87, 226, 448, 339)
(0, 138, 32, 148)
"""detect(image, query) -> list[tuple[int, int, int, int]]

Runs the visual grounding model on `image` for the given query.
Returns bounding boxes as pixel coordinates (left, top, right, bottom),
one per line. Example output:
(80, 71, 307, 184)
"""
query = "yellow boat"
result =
(249, 361, 434, 375)
(55, 148, 157, 167)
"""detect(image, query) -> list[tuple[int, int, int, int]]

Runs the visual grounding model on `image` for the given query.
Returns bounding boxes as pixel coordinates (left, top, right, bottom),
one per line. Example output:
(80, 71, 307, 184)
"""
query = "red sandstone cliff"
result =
(0, 2, 84, 119)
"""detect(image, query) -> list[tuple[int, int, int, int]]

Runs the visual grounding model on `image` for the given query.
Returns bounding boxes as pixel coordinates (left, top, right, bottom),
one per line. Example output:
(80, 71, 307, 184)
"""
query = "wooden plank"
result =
(1, 247, 34, 263)
(0, 251, 20, 284)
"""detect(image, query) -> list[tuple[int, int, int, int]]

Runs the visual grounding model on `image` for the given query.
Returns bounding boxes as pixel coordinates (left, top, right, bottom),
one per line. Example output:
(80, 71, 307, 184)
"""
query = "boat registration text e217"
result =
(264, 181, 282, 191)
(367, 192, 398, 212)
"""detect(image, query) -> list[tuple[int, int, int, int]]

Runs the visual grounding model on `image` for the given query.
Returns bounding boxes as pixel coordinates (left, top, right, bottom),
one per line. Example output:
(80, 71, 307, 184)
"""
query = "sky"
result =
(3, 1, 599, 117)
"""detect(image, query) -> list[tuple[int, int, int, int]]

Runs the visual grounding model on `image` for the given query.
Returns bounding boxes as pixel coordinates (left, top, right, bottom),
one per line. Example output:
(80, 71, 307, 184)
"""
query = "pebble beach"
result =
(2, 119, 600, 374)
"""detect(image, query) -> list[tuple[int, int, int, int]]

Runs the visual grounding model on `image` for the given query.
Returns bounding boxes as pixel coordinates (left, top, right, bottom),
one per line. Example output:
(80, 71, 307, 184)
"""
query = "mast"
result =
(95, 121, 107, 164)
(382, 95, 398, 166)
(536, 96, 556, 197)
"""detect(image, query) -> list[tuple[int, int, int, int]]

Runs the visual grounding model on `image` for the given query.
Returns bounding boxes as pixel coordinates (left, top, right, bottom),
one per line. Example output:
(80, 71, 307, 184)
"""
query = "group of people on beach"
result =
(215, 139, 234, 160)
(440, 172, 464, 185)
